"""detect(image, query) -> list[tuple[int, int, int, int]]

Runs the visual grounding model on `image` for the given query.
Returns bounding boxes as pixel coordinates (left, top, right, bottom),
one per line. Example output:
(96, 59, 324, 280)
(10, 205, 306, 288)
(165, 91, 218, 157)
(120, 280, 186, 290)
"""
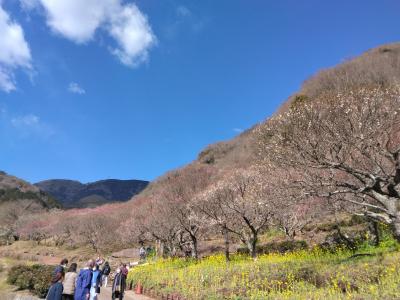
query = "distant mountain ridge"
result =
(35, 178, 149, 208)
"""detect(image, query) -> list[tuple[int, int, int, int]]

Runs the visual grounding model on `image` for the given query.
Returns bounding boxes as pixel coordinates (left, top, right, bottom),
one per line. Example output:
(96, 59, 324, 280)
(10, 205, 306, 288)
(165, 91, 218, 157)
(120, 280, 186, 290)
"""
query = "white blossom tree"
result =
(195, 168, 275, 259)
(258, 86, 400, 240)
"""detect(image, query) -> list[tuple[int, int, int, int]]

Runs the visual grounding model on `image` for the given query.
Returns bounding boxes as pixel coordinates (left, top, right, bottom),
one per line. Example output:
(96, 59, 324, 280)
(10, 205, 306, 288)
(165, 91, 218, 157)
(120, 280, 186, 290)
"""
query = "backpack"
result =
(103, 265, 111, 276)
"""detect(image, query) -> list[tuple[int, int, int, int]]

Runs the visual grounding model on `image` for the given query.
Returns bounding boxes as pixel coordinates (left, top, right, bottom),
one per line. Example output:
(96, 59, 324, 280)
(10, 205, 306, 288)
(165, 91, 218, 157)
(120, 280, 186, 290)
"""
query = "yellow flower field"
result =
(128, 241, 400, 299)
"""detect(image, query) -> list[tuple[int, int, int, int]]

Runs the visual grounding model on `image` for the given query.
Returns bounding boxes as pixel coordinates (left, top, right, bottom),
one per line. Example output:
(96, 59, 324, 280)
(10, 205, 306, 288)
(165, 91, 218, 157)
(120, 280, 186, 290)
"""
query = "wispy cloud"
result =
(164, 5, 208, 39)
(11, 114, 39, 127)
(176, 6, 191, 18)
(233, 128, 243, 133)
(68, 82, 85, 94)
(0, 4, 32, 92)
(19, 0, 39, 11)
(10, 113, 55, 138)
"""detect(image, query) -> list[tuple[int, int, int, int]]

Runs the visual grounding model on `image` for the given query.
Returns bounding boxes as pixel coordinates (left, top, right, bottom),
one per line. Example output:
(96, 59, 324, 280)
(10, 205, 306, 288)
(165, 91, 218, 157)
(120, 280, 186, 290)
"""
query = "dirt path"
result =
(97, 286, 153, 300)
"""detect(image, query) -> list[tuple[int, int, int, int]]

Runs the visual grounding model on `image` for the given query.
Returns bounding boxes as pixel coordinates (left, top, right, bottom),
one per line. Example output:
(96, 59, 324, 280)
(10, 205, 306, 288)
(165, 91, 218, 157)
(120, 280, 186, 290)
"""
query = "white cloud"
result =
(108, 3, 155, 66)
(0, 68, 16, 92)
(11, 114, 39, 127)
(11, 113, 54, 138)
(233, 128, 243, 133)
(68, 82, 85, 94)
(177, 6, 191, 18)
(39, 0, 111, 43)
(19, 0, 40, 11)
(0, 4, 32, 92)
(165, 5, 206, 39)
(22, 0, 156, 67)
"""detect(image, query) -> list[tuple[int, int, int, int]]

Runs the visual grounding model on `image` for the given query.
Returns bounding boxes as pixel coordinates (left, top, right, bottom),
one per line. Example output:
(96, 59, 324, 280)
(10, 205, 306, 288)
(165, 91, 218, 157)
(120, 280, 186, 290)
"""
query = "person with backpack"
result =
(62, 263, 77, 300)
(46, 271, 64, 300)
(101, 261, 111, 287)
(89, 264, 101, 300)
(74, 260, 93, 300)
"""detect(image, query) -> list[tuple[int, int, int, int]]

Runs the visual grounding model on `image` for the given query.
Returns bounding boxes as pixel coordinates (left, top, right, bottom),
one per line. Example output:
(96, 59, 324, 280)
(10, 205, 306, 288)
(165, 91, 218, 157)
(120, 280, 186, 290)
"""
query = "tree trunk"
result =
(222, 226, 230, 262)
(171, 245, 177, 257)
(391, 214, 400, 243)
(155, 240, 160, 257)
(335, 224, 356, 251)
(368, 220, 380, 246)
(190, 235, 198, 259)
(155, 239, 167, 258)
(284, 227, 296, 240)
(247, 235, 258, 260)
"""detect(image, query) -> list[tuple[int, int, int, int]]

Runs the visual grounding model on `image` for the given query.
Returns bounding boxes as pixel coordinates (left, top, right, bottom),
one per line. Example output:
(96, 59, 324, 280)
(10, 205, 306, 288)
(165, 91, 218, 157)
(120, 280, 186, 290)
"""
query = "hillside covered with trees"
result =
(3, 42, 400, 299)
(0, 171, 59, 245)
(6, 42, 399, 256)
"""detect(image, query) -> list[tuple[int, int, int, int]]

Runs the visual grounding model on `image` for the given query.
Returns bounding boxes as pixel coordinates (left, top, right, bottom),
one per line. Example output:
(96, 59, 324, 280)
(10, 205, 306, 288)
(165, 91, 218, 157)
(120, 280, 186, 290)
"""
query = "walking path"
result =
(97, 286, 153, 300)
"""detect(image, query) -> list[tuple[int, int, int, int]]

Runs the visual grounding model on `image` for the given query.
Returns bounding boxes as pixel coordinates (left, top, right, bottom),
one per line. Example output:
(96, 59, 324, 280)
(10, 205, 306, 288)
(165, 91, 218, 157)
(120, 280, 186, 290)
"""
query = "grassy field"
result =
(127, 239, 400, 300)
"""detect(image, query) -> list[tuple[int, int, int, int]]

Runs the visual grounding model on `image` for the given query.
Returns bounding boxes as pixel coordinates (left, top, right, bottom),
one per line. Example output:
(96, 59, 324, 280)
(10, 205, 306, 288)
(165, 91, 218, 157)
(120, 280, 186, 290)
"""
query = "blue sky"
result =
(0, 0, 399, 183)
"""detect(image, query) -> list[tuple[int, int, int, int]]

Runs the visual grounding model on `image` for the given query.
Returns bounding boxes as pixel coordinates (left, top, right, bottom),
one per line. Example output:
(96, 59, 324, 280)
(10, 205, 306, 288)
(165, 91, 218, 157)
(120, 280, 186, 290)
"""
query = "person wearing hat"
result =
(46, 271, 64, 300)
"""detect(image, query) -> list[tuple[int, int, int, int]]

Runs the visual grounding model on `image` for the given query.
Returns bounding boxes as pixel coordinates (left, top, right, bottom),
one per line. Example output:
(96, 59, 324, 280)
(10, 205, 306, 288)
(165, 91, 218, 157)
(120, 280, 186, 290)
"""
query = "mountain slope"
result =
(0, 171, 59, 243)
(0, 171, 59, 208)
(136, 42, 400, 198)
(197, 42, 400, 170)
(35, 178, 149, 208)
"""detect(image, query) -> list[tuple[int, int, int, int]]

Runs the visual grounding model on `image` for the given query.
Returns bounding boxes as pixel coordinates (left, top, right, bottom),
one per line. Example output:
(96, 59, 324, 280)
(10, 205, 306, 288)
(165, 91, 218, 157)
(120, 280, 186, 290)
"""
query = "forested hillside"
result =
(0, 171, 59, 244)
(9, 43, 400, 258)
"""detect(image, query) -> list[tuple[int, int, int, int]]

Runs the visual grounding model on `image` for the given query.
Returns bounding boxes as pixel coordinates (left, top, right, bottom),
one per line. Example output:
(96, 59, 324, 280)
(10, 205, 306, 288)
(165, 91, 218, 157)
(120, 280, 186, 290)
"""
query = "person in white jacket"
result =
(62, 263, 77, 300)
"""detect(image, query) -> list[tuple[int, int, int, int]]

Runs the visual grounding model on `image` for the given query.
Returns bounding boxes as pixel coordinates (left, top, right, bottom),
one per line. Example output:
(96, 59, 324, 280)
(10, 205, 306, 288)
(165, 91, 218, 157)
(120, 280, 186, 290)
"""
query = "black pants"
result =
(112, 291, 124, 300)
(62, 295, 74, 300)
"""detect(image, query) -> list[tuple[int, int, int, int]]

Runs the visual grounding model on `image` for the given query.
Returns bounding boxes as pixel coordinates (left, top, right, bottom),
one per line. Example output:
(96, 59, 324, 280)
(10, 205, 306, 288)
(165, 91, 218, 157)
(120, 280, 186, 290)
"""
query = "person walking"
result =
(111, 268, 124, 300)
(120, 264, 128, 295)
(89, 264, 101, 300)
(139, 246, 146, 261)
(46, 271, 64, 300)
(74, 260, 93, 300)
(54, 258, 68, 275)
(62, 263, 77, 300)
(101, 261, 111, 287)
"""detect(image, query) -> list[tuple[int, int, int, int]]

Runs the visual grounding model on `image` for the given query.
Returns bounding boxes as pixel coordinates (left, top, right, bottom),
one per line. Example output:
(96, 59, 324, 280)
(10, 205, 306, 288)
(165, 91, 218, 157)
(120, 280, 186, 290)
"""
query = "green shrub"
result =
(7, 264, 54, 298)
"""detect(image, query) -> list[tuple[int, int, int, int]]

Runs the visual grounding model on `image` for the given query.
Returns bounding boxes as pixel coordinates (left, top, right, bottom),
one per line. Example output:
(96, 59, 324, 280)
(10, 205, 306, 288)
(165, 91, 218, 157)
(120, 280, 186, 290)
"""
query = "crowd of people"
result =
(46, 257, 129, 300)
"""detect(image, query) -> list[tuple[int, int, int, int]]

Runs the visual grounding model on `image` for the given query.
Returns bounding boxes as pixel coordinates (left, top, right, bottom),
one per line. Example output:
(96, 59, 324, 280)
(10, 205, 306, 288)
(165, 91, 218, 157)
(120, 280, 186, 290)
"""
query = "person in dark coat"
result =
(111, 268, 124, 300)
(101, 261, 111, 287)
(120, 264, 128, 294)
(46, 271, 64, 300)
(74, 260, 94, 300)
